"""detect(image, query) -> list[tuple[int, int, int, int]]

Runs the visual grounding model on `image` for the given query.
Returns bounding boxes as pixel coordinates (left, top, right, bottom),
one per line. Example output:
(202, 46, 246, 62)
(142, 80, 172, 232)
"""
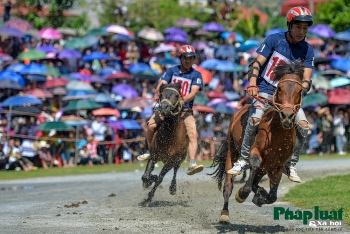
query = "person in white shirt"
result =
(91, 116, 107, 160)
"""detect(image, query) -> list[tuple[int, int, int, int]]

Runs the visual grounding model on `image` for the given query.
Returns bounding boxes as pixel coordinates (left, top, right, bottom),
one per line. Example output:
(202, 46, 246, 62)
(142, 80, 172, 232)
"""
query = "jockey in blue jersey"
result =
(138, 45, 204, 175)
(227, 6, 315, 183)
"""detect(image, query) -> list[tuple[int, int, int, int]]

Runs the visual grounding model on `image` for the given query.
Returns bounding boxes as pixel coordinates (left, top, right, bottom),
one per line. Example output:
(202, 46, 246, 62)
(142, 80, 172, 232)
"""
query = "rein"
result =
(246, 77, 303, 116)
(159, 87, 183, 116)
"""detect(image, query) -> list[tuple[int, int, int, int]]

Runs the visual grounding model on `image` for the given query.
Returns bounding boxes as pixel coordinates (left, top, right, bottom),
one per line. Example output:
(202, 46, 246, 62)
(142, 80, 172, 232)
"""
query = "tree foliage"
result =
(314, 0, 350, 32)
(16, 0, 89, 30)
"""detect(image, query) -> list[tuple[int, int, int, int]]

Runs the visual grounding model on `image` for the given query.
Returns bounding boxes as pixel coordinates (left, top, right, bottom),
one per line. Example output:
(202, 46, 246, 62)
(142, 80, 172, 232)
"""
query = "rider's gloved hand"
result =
(247, 86, 259, 97)
(154, 89, 160, 99)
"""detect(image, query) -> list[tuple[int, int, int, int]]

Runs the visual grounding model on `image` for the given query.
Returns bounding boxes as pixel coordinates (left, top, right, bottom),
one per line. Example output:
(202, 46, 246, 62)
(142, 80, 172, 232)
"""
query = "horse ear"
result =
(174, 82, 182, 91)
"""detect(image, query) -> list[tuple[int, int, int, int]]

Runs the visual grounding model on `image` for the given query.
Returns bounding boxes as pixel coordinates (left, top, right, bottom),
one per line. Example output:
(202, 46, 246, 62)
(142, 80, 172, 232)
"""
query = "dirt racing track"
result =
(1, 159, 350, 234)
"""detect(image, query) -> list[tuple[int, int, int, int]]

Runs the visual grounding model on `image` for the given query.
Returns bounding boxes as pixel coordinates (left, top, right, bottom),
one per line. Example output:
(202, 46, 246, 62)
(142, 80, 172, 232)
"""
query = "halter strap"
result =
(159, 87, 183, 116)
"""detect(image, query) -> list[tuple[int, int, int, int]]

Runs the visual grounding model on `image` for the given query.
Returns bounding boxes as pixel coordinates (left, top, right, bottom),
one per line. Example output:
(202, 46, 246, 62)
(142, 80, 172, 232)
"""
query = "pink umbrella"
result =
(25, 88, 53, 98)
(106, 25, 130, 36)
(5, 19, 33, 32)
(39, 28, 62, 40)
(207, 98, 227, 106)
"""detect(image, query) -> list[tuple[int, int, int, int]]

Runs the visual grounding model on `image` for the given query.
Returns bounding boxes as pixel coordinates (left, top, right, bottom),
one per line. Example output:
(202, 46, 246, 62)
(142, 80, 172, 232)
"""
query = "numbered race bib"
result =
(261, 51, 291, 87)
(171, 75, 192, 97)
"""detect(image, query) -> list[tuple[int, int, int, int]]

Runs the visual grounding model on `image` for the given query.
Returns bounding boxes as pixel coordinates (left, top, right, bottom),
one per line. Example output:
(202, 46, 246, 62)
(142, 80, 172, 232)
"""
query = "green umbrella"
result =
(86, 28, 107, 36)
(43, 65, 61, 77)
(17, 49, 46, 60)
(66, 80, 95, 91)
(194, 93, 209, 105)
(64, 100, 101, 111)
(302, 93, 328, 107)
(36, 121, 73, 131)
(64, 38, 88, 49)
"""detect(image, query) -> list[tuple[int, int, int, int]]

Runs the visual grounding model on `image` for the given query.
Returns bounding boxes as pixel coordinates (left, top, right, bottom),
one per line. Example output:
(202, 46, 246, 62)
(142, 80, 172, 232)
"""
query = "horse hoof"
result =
(143, 183, 150, 188)
(219, 214, 230, 223)
(169, 189, 176, 195)
(235, 192, 245, 203)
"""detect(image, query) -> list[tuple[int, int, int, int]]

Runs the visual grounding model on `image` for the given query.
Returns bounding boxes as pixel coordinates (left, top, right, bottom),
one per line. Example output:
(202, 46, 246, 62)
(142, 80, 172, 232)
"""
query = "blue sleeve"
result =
(192, 72, 203, 91)
(256, 35, 275, 58)
(304, 45, 315, 69)
(162, 68, 173, 83)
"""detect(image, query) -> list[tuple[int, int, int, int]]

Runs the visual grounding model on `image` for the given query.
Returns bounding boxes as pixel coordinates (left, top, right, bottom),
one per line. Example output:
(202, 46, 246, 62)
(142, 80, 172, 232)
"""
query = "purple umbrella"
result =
(175, 18, 201, 28)
(57, 49, 82, 59)
(107, 120, 125, 130)
(0, 26, 25, 37)
(309, 24, 335, 38)
(112, 84, 139, 98)
(202, 22, 225, 32)
(70, 72, 91, 82)
(192, 40, 209, 50)
(38, 45, 58, 53)
(164, 27, 188, 36)
(165, 34, 190, 43)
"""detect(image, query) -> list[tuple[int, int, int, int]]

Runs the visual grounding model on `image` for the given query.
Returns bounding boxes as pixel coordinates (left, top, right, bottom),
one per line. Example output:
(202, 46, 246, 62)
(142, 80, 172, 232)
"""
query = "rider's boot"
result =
(137, 128, 155, 161)
(187, 161, 204, 175)
(284, 125, 308, 183)
(227, 121, 259, 175)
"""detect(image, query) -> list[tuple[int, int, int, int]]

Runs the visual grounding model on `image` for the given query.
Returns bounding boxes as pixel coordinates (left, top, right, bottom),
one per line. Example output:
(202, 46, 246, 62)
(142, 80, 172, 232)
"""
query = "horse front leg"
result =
(236, 150, 261, 203)
(219, 149, 236, 224)
(252, 169, 268, 207)
(144, 165, 172, 206)
(169, 163, 180, 195)
(142, 157, 157, 188)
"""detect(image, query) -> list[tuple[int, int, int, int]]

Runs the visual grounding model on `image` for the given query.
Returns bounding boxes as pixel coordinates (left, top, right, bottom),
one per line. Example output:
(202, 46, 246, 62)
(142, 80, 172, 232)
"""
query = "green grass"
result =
(0, 153, 348, 181)
(284, 174, 350, 227)
(0, 160, 213, 181)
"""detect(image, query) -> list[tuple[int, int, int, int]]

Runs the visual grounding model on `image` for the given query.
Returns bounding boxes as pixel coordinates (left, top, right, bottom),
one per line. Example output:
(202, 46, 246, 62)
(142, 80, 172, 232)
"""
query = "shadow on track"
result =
(139, 200, 190, 208)
(213, 223, 287, 233)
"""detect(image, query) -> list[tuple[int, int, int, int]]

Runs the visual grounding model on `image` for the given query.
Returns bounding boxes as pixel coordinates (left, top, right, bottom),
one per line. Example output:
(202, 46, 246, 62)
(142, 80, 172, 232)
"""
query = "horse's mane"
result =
(273, 60, 305, 82)
(160, 82, 182, 93)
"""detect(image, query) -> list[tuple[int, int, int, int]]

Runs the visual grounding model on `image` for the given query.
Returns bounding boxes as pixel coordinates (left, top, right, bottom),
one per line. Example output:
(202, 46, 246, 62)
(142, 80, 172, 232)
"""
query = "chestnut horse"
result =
(141, 83, 188, 205)
(210, 61, 304, 223)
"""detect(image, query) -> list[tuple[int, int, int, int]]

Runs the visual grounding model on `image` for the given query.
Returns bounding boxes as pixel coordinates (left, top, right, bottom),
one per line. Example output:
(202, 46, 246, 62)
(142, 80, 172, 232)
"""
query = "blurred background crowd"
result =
(0, 0, 349, 172)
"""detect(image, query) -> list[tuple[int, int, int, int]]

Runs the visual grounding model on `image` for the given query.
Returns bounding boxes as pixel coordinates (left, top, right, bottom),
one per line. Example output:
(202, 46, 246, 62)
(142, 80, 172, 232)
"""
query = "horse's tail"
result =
(208, 138, 229, 191)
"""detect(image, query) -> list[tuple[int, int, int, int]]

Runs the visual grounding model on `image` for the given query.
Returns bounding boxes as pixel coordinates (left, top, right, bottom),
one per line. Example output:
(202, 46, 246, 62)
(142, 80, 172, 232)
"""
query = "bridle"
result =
(247, 76, 303, 117)
(159, 87, 183, 116)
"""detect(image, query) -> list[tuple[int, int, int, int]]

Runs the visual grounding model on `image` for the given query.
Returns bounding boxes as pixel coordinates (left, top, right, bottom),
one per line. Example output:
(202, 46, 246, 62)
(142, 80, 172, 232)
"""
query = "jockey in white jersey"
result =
(227, 6, 315, 183)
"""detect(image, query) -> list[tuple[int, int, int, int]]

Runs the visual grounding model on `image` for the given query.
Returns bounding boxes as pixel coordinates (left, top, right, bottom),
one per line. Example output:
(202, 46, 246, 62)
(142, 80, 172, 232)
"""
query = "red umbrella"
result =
(194, 66, 213, 84)
(106, 72, 132, 80)
(92, 108, 120, 117)
(118, 98, 154, 109)
(43, 78, 69, 88)
(25, 88, 53, 98)
(193, 105, 217, 113)
(206, 90, 227, 99)
(327, 88, 350, 104)
(306, 38, 325, 46)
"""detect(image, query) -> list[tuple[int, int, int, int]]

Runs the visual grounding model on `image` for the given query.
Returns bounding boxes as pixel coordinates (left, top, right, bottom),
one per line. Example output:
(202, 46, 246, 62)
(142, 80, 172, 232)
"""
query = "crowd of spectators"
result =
(0, 24, 349, 172)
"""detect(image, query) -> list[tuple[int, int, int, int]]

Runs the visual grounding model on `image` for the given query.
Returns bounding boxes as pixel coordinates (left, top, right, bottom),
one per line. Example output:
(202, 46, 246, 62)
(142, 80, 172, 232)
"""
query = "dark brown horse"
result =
(210, 61, 304, 223)
(141, 83, 188, 206)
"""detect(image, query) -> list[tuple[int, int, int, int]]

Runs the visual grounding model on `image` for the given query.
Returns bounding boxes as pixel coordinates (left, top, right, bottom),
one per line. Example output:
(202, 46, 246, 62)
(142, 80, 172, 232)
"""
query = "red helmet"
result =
(178, 45, 196, 57)
(287, 6, 313, 26)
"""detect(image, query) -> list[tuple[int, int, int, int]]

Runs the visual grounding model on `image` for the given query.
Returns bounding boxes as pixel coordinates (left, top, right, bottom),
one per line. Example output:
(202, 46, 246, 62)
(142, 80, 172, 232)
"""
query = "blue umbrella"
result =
(82, 52, 109, 61)
(334, 31, 350, 41)
(58, 49, 82, 59)
(0, 80, 23, 90)
(26, 74, 47, 82)
(199, 58, 221, 70)
(220, 31, 244, 42)
(94, 93, 116, 103)
(331, 58, 350, 72)
(1, 95, 42, 107)
(96, 67, 121, 77)
(20, 63, 48, 75)
(215, 45, 236, 58)
(119, 119, 141, 130)
(6, 63, 26, 73)
(224, 91, 241, 101)
(128, 62, 150, 74)
(202, 22, 225, 32)
(211, 104, 236, 115)
(330, 77, 350, 88)
(111, 34, 134, 41)
(265, 28, 285, 36)
(165, 34, 190, 43)
(62, 90, 96, 101)
(215, 60, 240, 72)
(0, 71, 25, 86)
(240, 40, 260, 51)
(158, 58, 180, 66)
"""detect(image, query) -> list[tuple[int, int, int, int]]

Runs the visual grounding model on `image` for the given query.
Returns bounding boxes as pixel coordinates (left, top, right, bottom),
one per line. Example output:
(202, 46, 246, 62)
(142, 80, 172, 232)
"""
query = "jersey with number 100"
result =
(162, 65, 203, 109)
(256, 32, 314, 95)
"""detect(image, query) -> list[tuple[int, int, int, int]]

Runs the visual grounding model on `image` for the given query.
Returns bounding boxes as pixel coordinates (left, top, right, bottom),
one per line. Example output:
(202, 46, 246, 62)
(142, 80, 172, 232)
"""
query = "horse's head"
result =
(158, 83, 183, 117)
(272, 61, 304, 129)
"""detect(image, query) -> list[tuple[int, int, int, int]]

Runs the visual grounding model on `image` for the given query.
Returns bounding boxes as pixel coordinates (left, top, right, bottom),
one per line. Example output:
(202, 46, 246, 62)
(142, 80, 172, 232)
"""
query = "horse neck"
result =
(162, 114, 182, 133)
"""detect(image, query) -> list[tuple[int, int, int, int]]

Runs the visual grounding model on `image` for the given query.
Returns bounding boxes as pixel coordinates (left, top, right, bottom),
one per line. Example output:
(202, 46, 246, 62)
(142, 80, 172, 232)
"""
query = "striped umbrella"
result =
(5, 18, 33, 32)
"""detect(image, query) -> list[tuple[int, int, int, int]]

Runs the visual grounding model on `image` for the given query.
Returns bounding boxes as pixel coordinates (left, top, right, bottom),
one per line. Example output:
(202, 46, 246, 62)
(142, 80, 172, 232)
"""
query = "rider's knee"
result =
(297, 120, 308, 129)
(250, 118, 261, 125)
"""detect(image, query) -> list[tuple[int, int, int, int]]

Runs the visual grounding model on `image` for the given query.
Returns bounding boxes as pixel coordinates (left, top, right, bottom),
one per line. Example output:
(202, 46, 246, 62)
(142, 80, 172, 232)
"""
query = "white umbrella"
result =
(106, 25, 130, 36)
(153, 44, 176, 53)
(138, 27, 164, 41)
(66, 80, 95, 92)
